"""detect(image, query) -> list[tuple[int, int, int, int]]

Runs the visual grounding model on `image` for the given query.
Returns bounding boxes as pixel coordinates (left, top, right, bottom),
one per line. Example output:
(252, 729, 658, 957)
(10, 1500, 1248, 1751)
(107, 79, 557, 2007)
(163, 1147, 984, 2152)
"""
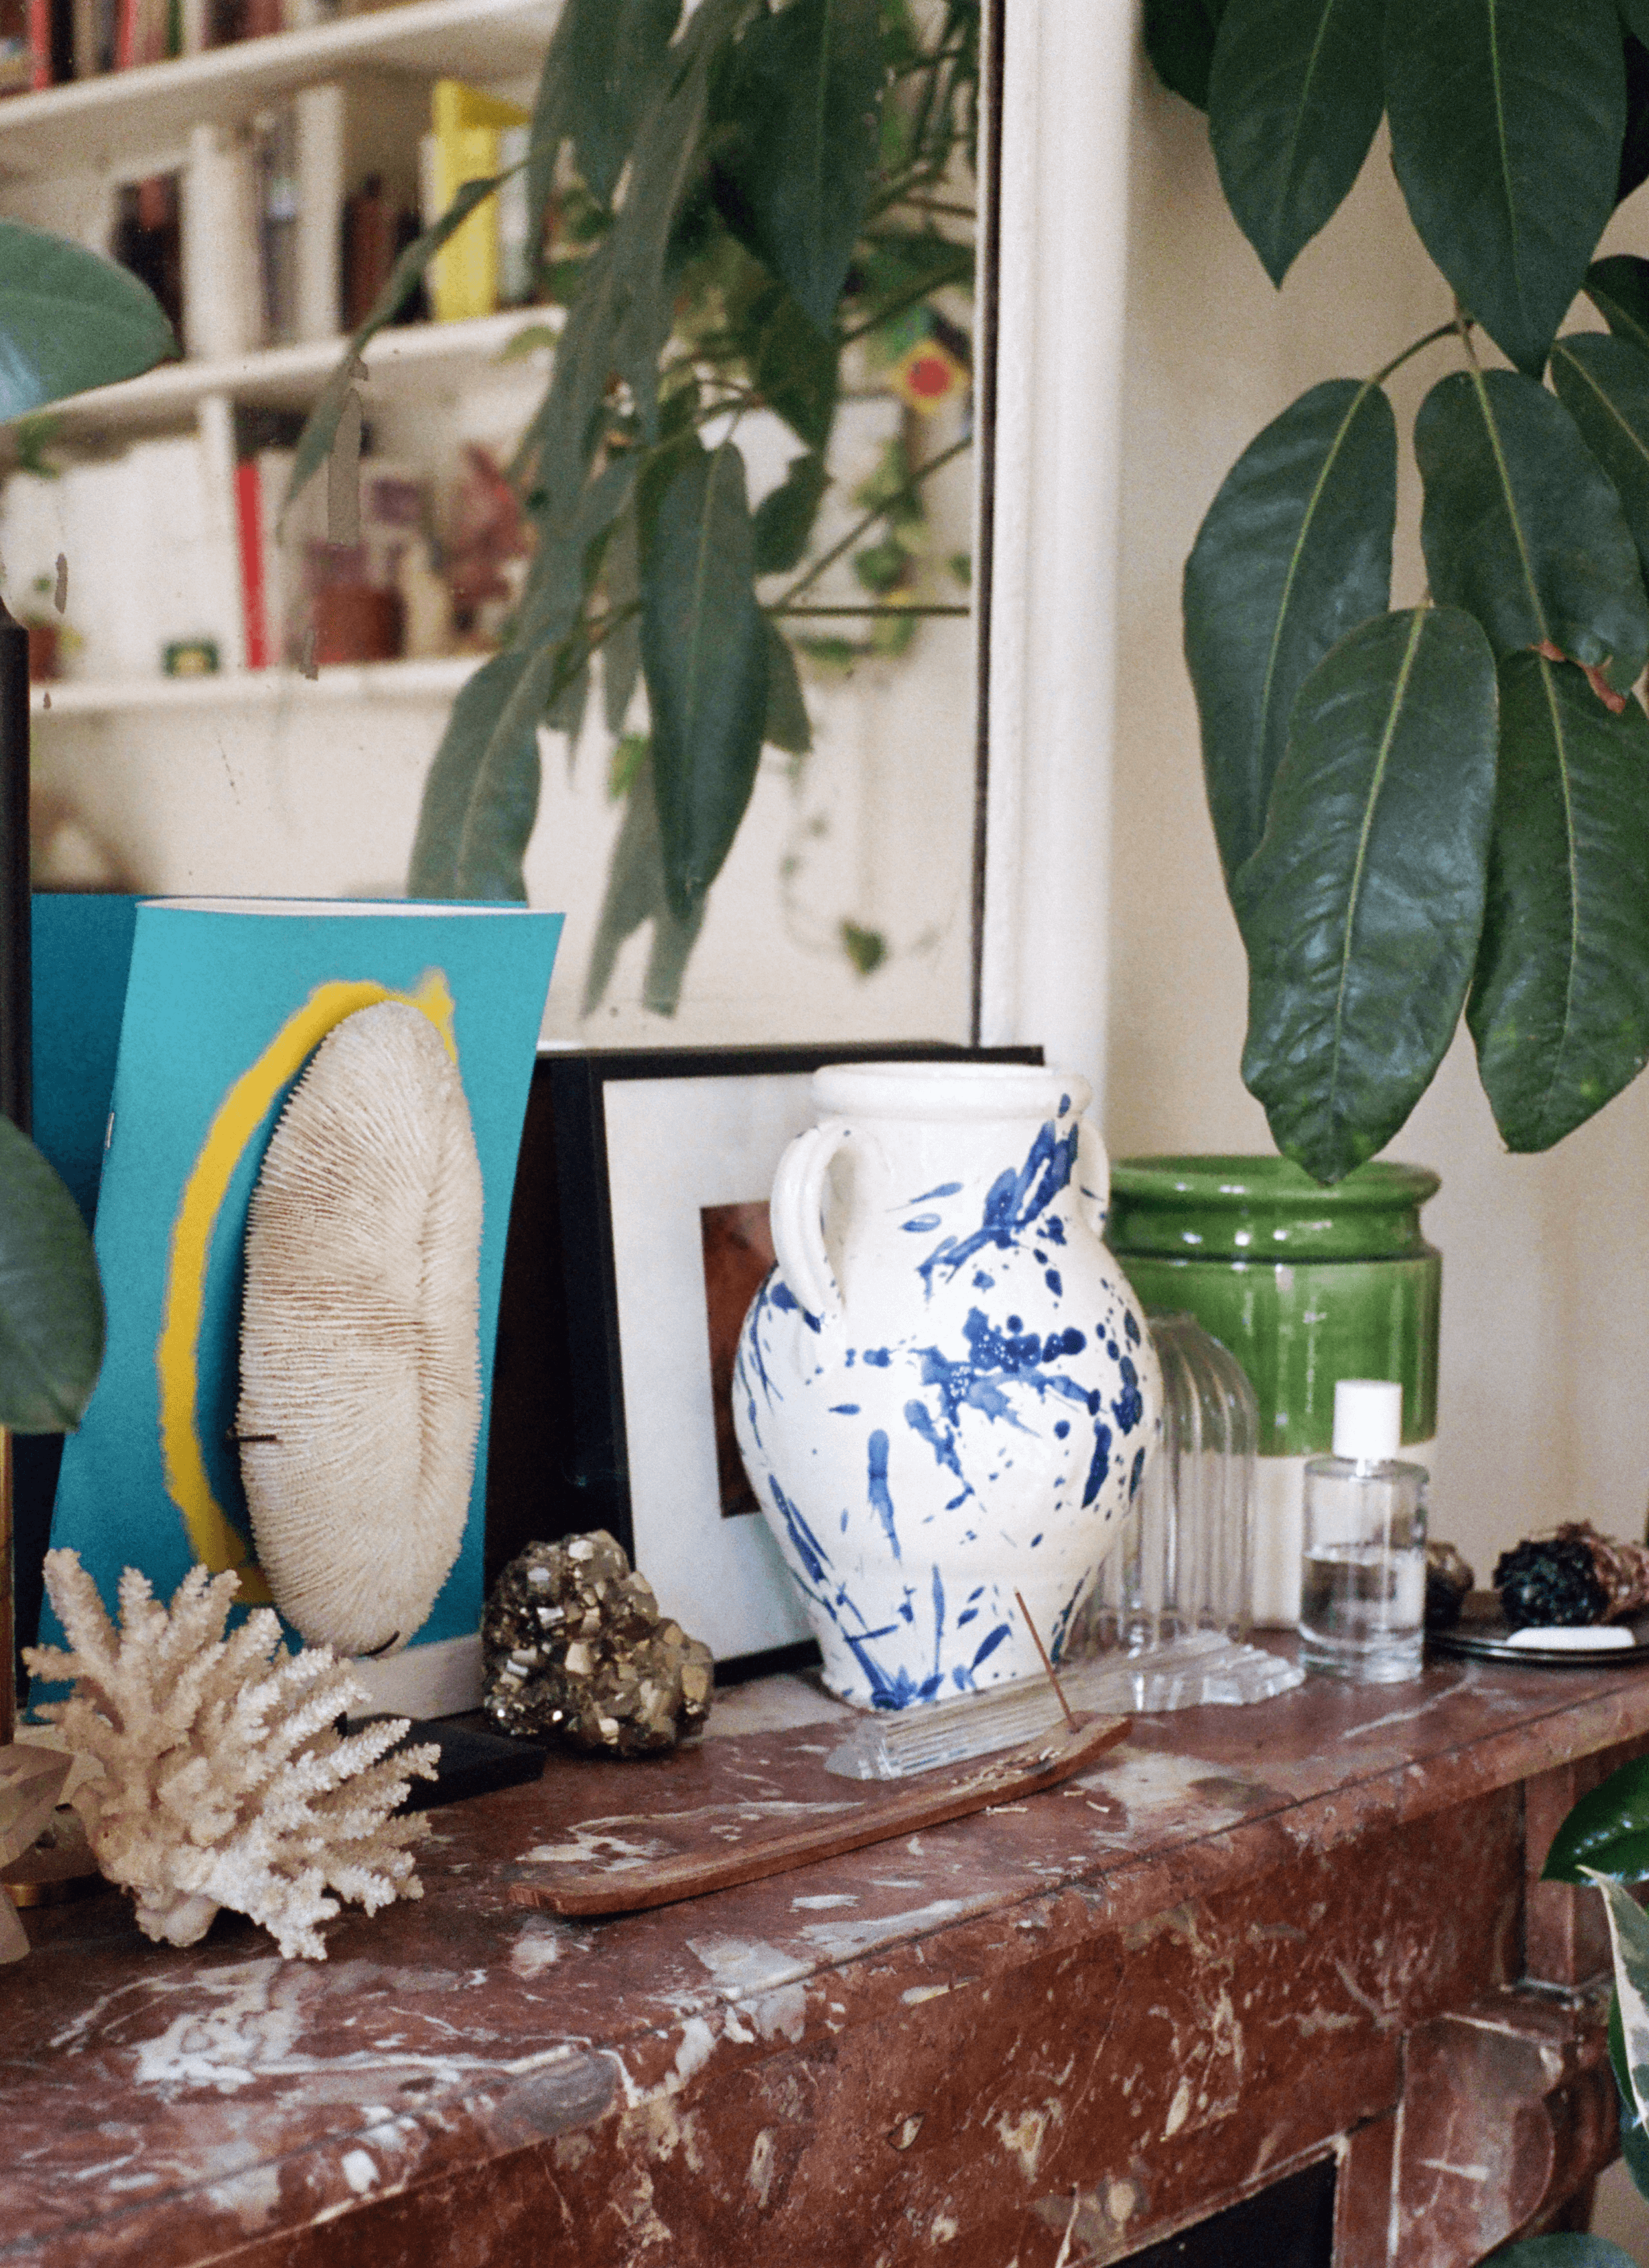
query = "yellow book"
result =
(427, 80, 529, 323)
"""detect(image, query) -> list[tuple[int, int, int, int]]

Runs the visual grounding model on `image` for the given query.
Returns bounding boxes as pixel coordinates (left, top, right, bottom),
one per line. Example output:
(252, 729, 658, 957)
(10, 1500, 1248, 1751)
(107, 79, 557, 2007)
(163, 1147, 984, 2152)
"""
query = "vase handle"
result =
(769, 1118, 849, 1327)
(1075, 1116, 1110, 1239)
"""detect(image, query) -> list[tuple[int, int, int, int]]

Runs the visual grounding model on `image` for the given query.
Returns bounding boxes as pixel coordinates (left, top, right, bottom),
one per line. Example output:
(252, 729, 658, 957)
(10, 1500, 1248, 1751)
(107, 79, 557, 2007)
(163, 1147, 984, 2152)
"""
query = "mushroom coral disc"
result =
(237, 1000, 484, 1657)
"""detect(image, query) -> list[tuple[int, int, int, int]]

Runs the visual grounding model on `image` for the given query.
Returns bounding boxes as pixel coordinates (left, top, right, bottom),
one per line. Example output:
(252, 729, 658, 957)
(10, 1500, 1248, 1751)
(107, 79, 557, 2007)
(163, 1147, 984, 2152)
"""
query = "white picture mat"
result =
(604, 1073, 819, 1660)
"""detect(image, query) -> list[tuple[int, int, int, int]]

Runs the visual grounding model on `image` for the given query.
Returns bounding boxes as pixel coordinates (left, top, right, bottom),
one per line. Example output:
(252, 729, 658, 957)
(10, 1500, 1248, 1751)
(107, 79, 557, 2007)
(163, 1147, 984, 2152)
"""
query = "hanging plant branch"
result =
(291, 0, 979, 1012)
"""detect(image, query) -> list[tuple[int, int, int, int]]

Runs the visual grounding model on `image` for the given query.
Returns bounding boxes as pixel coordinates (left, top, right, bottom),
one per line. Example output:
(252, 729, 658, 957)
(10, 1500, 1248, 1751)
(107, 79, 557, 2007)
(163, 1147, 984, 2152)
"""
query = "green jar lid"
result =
(1108, 1153, 1440, 1261)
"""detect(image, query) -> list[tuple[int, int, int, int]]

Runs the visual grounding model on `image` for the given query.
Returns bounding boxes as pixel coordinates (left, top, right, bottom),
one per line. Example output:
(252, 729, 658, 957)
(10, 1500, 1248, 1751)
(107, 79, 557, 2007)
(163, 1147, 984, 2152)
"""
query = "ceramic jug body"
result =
(734, 1063, 1160, 1708)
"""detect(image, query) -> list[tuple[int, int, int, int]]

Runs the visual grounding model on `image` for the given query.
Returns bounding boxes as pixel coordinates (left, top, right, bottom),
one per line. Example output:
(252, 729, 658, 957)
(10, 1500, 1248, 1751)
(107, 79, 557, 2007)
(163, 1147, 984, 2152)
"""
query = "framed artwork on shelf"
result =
(484, 1041, 1041, 1676)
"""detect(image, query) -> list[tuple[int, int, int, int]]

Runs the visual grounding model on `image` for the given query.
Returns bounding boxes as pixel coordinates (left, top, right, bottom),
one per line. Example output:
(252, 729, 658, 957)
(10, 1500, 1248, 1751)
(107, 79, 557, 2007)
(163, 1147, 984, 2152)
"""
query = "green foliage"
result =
(1233, 608, 1497, 1181)
(1468, 658, 1649, 1151)
(1415, 370, 1648, 693)
(0, 221, 176, 425)
(715, 0, 884, 336)
(1385, 0, 1624, 379)
(0, 1115, 104, 1433)
(1185, 377, 1396, 888)
(1149, 0, 1649, 1175)
(1208, 0, 1384, 288)
(1542, 1752, 1649, 1885)
(291, 0, 976, 1003)
(640, 438, 769, 920)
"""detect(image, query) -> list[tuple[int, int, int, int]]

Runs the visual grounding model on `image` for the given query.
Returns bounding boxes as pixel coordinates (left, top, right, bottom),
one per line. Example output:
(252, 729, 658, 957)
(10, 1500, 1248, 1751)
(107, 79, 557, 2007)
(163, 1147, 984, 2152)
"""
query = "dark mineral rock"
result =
(1423, 1541, 1475, 1630)
(1494, 1525, 1617, 1631)
(482, 1531, 715, 1753)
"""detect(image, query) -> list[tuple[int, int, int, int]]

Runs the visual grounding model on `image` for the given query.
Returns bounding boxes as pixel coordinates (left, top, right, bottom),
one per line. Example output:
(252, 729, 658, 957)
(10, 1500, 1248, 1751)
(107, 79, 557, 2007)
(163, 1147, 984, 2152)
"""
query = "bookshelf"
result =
(0, 0, 557, 706)
(0, 0, 557, 176)
(47, 305, 557, 438)
(31, 653, 481, 711)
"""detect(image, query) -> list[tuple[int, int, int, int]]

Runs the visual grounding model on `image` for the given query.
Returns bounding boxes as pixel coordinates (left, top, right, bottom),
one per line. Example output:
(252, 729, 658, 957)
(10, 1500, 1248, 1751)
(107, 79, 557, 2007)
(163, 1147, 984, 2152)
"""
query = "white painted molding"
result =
(979, 0, 1136, 1112)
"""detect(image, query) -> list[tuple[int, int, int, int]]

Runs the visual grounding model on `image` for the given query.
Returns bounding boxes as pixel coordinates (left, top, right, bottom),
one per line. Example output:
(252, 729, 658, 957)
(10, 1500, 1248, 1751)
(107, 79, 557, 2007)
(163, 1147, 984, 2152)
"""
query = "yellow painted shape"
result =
(156, 968, 457, 1592)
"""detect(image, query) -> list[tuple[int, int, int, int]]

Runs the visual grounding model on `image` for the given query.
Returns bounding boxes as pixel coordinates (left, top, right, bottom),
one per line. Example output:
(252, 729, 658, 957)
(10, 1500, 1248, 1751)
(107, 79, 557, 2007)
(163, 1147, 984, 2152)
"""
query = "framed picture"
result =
(484, 1043, 1040, 1674)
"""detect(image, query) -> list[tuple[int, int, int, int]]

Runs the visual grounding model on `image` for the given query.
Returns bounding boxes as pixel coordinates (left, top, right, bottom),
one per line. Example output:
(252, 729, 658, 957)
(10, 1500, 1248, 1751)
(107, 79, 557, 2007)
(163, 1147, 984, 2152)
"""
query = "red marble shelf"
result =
(4, 1644, 1648, 2267)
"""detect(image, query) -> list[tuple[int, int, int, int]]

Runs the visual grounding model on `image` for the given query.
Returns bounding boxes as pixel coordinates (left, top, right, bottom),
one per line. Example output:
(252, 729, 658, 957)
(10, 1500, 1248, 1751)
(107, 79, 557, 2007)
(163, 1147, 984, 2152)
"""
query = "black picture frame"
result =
(485, 1041, 1041, 1677)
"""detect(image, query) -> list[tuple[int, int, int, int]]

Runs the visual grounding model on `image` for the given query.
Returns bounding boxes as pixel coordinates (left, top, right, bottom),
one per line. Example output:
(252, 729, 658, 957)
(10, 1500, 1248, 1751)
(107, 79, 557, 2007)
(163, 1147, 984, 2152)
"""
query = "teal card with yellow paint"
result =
(35, 899, 562, 1696)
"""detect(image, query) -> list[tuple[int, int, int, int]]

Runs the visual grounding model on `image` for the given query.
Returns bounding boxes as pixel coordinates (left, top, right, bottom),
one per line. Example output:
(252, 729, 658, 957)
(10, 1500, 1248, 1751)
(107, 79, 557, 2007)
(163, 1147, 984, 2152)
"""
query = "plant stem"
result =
(880, 195, 976, 221)
(1370, 320, 1461, 388)
(840, 267, 972, 346)
(772, 435, 972, 608)
(767, 603, 970, 617)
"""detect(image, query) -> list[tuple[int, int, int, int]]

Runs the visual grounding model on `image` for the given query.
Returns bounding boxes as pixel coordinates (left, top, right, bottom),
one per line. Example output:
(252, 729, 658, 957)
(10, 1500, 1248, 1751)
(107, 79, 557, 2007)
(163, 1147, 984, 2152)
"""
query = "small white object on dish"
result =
(1505, 1623, 1633, 1651)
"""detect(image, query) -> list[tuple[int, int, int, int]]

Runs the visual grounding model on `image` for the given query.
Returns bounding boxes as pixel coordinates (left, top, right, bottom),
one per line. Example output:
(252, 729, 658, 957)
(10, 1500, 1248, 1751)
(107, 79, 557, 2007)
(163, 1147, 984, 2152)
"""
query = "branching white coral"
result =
(24, 1548, 438, 1960)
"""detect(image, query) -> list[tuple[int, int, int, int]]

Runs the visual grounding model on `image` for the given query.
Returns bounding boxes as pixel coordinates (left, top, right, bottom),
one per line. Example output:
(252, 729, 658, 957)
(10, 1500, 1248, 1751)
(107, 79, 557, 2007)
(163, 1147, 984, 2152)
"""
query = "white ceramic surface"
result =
(734, 1062, 1161, 1708)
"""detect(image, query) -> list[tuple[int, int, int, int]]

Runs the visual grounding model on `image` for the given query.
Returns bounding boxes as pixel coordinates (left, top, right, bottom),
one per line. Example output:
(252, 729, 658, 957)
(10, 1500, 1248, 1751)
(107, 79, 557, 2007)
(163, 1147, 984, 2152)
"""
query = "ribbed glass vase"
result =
(1064, 1313, 1302, 1711)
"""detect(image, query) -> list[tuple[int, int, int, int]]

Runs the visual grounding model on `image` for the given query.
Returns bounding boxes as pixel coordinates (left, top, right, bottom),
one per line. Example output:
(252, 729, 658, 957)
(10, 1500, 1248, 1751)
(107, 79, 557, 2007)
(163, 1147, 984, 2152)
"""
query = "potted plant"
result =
(0, 218, 177, 1733)
(1145, 0, 1649, 1187)
(293, 0, 980, 1011)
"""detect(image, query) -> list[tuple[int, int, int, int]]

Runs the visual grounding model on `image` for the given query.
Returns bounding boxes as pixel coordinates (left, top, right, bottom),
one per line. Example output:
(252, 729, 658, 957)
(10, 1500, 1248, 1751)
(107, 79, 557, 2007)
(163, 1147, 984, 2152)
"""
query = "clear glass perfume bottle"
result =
(1299, 1379, 1428, 1684)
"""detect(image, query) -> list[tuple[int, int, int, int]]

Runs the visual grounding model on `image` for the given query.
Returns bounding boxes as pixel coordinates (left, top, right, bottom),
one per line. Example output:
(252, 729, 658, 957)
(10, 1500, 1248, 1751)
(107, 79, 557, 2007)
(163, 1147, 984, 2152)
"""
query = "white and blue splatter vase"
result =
(734, 1062, 1160, 1710)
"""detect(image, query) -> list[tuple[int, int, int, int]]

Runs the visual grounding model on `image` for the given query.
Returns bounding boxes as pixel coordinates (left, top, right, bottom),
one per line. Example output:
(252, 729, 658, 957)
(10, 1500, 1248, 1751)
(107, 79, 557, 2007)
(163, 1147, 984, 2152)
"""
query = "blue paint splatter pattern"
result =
(731, 1100, 1160, 1710)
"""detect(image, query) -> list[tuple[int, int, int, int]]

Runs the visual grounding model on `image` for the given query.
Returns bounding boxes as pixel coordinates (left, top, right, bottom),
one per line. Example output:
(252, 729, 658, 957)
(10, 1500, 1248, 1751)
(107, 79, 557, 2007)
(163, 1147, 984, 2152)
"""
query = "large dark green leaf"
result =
(0, 221, 175, 424)
(287, 173, 506, 513)
(1233, 606, 1498, 1184)
(517, 0, 743, 521)
(763, 619, 811, 753)
(746, 281, 838, 451)
(754, 450, 830, 572)
(1415, 368, 1649, 693)
(1621, 30, 1649, 205)
(1468, 656, 1649, 1150)
(1185, 377, 1396, 888)
(1551, 331, 1649, 582)
(1143, 0, 1226, 109)
(717, 0, 883, 335)
(1543, 1753, 1649, 1882)
(641, 438, 770, 920)
(0, 1115, 103, 1433)
(527, 0, 682, 219)
(602, 506, 642, 733)
(407, 649, 537, 900)
(1208, 0, 1385, 287)
(1385, 0, 1624, 376)
(1588, 252, 1649, 355)
(583, 745, 706, 1015)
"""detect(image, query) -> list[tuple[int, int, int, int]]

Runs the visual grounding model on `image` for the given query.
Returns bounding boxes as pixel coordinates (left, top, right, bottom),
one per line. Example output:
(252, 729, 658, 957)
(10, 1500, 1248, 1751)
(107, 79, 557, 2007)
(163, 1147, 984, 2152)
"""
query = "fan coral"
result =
(24, 1549, 438, 1959)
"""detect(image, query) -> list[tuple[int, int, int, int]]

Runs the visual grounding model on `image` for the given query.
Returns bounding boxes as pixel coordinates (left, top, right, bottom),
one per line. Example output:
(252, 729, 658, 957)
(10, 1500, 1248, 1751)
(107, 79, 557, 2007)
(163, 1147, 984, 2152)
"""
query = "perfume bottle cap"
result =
(1332, 1378, 1402, 1463)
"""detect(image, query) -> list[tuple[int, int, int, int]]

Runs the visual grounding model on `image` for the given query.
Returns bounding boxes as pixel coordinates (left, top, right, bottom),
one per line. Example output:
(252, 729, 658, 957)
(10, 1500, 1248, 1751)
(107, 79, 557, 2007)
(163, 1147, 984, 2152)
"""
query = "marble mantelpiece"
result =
(2, 1645, 1644, 2266)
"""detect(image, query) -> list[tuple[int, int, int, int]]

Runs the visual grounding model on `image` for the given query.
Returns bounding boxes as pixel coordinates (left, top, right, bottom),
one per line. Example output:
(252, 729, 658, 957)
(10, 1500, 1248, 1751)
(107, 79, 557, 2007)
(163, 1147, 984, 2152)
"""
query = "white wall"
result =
(1106, 58, 1649, 1582)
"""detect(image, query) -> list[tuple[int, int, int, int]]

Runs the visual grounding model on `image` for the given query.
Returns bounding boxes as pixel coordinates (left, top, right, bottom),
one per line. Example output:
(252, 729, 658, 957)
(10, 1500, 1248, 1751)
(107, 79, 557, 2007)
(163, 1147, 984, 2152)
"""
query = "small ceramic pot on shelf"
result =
(734, 1060, 1161, 1709)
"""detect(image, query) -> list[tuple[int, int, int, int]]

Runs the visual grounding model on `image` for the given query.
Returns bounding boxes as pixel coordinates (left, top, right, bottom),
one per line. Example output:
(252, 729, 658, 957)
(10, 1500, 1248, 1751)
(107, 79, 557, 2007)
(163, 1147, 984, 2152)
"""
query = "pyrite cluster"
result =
(483, 1532, 714, 1754)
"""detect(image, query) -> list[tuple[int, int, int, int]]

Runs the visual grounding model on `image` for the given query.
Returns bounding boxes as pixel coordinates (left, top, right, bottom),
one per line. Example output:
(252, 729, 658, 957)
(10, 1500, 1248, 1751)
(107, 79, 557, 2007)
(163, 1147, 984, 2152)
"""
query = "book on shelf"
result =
(234, 440, 428, 668)
(0, 432, 243, 678)
(423, 78, 528, 323)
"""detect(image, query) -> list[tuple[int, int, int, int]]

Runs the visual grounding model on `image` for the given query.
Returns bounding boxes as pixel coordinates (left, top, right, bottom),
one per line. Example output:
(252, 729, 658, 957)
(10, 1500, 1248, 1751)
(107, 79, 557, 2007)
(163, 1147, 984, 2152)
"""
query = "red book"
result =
(113, 0, 135, 66)
(26, 0, 49, 84)
(236, 457, 269, 669)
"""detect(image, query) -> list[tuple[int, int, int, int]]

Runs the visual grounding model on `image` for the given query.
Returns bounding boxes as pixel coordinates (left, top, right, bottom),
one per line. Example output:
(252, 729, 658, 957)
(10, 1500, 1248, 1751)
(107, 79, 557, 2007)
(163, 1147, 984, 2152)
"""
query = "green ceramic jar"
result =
(1106, 1156, 1440, 1625)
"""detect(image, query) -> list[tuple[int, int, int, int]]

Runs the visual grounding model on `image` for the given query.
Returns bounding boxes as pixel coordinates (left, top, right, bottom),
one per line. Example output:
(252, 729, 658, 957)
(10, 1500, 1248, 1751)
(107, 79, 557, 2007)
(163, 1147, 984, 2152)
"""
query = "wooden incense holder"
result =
(507, 1711, 1130, 1919)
